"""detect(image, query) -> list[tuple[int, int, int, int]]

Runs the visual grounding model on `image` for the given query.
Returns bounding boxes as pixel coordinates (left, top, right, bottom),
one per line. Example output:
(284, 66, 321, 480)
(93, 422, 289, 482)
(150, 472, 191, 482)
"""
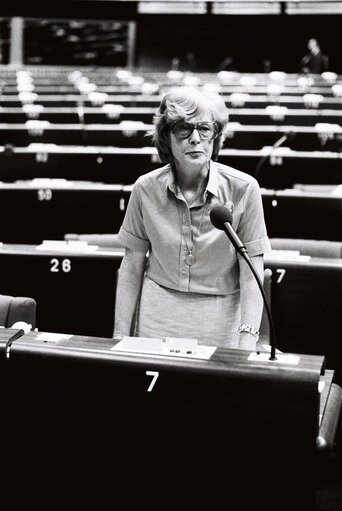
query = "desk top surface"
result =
(9, 330, 325, 383)
(1, 243, 341, 268)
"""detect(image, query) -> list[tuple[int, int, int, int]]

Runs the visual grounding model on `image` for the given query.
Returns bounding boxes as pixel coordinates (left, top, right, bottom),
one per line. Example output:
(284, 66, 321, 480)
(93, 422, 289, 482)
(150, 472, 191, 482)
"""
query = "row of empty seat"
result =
(1, 120, 342, 152)
(0, 181, 340, 242)
(1, 145, 342, 188)
(1, 240, 341, 383)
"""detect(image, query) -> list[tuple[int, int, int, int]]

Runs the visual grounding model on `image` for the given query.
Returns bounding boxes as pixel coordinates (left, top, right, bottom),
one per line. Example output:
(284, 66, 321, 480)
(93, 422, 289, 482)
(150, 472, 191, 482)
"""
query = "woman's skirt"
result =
(135, 275, 240, 348)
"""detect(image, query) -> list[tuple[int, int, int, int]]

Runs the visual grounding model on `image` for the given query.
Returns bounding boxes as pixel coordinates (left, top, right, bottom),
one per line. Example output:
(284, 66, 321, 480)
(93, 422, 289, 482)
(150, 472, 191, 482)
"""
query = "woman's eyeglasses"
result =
(170, 120, 219, 140)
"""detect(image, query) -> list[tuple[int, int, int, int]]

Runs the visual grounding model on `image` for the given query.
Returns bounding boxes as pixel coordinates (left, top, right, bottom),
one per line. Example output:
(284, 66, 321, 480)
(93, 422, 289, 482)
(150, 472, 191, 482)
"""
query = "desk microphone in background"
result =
(254, 130, 296, 181)
(210, 204, 277, 360)
(77, 100, 88, 143)
(3, 144, 15, 156)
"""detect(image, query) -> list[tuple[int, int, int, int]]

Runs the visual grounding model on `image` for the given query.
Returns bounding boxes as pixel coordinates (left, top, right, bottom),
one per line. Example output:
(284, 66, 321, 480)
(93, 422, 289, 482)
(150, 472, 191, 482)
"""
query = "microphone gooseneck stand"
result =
(253, 131, 296, 181)
(230, 240, 277, 361)
(210, 205, 278, 360)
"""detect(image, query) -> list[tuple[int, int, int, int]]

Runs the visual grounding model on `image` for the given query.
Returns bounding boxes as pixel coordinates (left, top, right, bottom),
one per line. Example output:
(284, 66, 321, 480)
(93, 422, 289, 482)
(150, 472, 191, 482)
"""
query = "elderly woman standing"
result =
(114, 86, 270, 350)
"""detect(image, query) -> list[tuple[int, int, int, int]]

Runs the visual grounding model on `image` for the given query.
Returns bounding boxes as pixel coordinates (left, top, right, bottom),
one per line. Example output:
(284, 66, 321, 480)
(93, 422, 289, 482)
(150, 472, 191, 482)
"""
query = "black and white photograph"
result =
(0, 1, 341, 509)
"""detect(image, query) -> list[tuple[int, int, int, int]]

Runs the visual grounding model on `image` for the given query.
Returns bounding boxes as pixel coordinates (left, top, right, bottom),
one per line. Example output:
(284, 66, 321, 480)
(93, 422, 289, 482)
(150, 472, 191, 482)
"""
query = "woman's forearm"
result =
(238, 255, 264, 350)
(113, 249, 146, 338)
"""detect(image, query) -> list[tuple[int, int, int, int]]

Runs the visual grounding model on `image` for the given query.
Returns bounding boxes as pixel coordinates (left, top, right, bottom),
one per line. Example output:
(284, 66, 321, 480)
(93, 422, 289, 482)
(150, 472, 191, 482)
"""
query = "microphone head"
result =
(210, 205, 233, 230)
(286, 130, 296, 142)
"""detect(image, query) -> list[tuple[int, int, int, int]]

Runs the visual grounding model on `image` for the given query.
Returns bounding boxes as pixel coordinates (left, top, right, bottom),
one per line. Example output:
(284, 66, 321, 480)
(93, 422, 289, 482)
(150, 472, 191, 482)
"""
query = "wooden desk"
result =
(0, 244, 341, 381)
(0, 122, 155, 146)
(3, 329, 340, 509)
(0, 145, 160, 183)
(1, 114, 342, 152)
(264, 254, 342, 384)
(0, 243, 123, 337)
(0, 181, 340, 243)
(224, 124, 342, 151)
(0, 145, 341, 187)
(0, 181, 131, 243)
(262, 188, 342, 241)
(219, 147, 342, 188)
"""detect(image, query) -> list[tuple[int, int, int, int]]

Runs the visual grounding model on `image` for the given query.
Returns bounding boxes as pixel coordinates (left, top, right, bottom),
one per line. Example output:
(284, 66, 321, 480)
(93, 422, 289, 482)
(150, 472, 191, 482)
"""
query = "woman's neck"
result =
(174, 161, 209, 193)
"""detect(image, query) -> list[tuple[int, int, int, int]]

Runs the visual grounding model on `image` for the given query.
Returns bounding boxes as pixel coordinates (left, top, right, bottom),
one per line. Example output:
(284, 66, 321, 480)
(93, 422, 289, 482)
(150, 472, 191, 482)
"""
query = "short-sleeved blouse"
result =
(117, 161, 271, 296)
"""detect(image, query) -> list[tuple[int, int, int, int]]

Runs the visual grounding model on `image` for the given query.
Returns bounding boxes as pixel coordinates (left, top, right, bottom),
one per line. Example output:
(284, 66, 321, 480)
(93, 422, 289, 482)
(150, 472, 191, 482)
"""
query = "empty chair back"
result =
(0, 294, 37, 329)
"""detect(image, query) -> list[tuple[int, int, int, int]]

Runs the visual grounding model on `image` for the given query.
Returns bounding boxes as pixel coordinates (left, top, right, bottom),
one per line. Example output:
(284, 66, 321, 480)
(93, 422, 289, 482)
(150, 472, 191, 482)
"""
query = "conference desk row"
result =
(0, 180, 340, 242)
(0, 243, 341, 384)
(2, 90, 342, 108)
(3, 77, 342, 93)
(3, 72, 342, 93)
(3, 100, 342, 126)
(0, 145, 341, 188)
(3, 65, 341, 84)
(0, 326, 341, 508)
(1, 119, 342, 152)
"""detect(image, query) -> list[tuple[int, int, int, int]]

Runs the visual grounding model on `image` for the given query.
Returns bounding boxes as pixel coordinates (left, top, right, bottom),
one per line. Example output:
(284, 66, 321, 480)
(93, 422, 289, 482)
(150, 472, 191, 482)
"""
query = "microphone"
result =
(210, 206, 247, 256)
(77, 100, 88, 143)
(210, 205, 277, 360)
(3, 144, 15, 156)
(271, 130, 296, 148)
(254, 130, 296, 180)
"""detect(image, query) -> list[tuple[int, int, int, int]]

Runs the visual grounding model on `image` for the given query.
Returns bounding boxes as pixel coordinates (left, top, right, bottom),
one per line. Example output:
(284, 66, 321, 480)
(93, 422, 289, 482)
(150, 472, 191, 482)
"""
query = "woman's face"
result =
(169, 114, 215, 171)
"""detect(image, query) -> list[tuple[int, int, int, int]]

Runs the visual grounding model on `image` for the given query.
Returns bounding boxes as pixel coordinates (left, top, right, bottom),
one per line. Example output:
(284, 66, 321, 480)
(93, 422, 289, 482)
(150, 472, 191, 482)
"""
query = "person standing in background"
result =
(300, 38, 329, 73)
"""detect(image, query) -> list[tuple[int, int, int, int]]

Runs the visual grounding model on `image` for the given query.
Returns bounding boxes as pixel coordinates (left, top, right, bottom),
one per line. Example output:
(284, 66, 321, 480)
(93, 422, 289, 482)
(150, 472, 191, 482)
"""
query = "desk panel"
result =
(0, 183, 130, 243)
(262, 189, 342, 241)
(3, 97, 342, 125)
(0, 123, 155, 147)
(3, 329, 328, 509)
(2, 116, 342, 151)
(0, 106, 157, 124)
(0, 183, 340, 243)
(0, 97, 158, 118)
(0, 146, 160, 183)
(1, 146, 341, 187)
(224, 124, 342, 152)
(0, 245, 123, 337)
(228, 108, 342, 126)
(264, 255, 342, 384)
(1, 245, 341, 386)
(0, 92, 341, 107)
(219, 149, 342, 188)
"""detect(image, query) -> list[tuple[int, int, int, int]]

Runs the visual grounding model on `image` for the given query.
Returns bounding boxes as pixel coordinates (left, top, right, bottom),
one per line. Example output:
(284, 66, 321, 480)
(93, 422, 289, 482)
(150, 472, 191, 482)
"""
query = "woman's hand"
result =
(238, 331, 258, 351)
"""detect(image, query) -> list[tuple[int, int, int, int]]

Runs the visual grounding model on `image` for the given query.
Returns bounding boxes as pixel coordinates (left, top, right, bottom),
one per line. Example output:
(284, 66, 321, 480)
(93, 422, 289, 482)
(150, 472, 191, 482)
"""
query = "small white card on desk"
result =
(36, 332, 73, 343)
(36, 240, 99, 252)
(332, 184, 342, 196)
(165, 337, 198, 350)
(248, 352, 300, 365)
(266, 249, 311, 262)
(112, 336, 216, 360)
(121, 336, 163, 351)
